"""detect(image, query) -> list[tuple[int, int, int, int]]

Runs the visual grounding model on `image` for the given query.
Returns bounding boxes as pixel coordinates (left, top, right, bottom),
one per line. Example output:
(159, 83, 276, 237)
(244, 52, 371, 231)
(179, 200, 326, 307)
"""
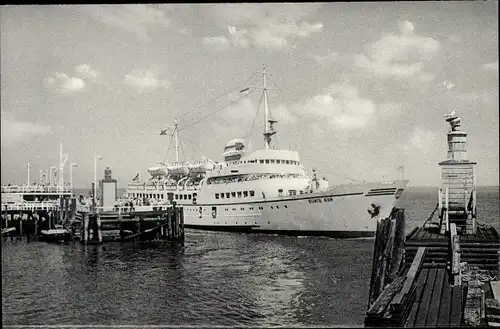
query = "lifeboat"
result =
(188, 161, 216, 174)
(147, 164, 168, 177)
(167, 163, 190, 176)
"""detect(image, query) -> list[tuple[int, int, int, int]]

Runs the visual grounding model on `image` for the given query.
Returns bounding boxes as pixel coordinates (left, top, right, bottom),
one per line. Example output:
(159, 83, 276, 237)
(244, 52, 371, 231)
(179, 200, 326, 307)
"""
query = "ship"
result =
(1, 142, 74, 212)
(124, 66, 409, 238)
(1, 142, 76, 240)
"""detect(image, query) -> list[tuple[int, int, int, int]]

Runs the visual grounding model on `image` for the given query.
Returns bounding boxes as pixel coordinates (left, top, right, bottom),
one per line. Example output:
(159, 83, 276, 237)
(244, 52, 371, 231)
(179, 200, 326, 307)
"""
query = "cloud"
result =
(456, 91, 495, 104)
(301, 82, 376, 130)
(202, 35, 231, 51)
(409, 127, 437, 150)
(1, 111, 51, 147)
(354, 20, 439, 80)
(442, 80, 455, 90)
(81, 4, 170, 42)
(124, 69, 170, 93)
(75, 64, 99, 81)
(482, 61, 498, 72)
(44, 72, 85, 94)
(310, 52, 340, 63)
(205, 4, 323, 51)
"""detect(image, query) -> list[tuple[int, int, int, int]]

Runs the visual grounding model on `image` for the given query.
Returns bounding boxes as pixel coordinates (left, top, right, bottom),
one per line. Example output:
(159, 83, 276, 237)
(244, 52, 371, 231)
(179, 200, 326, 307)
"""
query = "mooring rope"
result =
(422, 203, 439, 227)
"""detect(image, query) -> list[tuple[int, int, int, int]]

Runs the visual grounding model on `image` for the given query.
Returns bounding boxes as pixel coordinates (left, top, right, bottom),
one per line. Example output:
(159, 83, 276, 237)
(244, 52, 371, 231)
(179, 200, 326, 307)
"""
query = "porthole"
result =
(268, 221, 270, 224)
(285, 205, 288, 208)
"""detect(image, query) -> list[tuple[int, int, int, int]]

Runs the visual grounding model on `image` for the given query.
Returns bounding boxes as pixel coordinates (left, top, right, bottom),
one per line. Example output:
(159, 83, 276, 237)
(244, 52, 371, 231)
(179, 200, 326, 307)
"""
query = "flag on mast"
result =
(160, 127, 173, 136)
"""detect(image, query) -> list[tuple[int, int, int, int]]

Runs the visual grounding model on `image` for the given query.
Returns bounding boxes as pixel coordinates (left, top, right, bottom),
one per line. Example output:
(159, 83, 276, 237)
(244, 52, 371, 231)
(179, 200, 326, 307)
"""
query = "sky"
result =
(1, 3, 498, 188)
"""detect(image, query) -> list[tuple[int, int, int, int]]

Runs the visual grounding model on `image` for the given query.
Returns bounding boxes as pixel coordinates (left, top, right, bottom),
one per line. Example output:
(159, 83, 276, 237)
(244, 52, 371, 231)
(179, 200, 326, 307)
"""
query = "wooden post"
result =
(70, 198, 76, 222)
(96, 214, 102, 243)
(388, 209, 405, 281)
(368, 218, 389, 307)
(179, 206, 184, 240)
(83, 213, 89, 244)
(19, 214, 23, 240)
(450, 223, 461, 285)
(445, 187, 449, 233)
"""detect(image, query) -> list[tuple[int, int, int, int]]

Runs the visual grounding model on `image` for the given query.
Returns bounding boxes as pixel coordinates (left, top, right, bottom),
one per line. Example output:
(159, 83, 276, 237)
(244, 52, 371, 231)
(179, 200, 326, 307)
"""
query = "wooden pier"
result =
(78, 203, 184, 244)
(365, 209, 500, 328)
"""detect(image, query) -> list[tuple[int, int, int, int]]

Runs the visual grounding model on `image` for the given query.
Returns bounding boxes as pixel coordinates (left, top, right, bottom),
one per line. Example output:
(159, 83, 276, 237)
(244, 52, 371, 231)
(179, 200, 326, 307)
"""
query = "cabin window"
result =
(265, 159, 270, 164)
(226, 192, 230, 198)
(286, 160, 290, 164)
(289, 190, 297, 196)
(215, 193, 220, 199)
(270, 159, 275, 163)
(276, 160, 281, 164)
(220, 193, 225, 199)
(300, 190, 304, 194)
(188, 195, 192, 200)
(231, 192, 236, 198)
(250, 190, 255, 197)
(232, 208, 236, 211)
(174, 194, 178, 199)
(243, 191, 248, 197)
(250, 207, 254, 210)
(240, 208, 244, 211)
(259, 159, 264, 164)
(237, 191, 242, 198)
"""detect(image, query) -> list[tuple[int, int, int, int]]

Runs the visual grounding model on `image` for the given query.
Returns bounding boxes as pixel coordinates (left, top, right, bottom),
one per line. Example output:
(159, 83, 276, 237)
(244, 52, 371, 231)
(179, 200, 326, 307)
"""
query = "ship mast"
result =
(174, 118, 179, 162)
(261, 65, 277, 149)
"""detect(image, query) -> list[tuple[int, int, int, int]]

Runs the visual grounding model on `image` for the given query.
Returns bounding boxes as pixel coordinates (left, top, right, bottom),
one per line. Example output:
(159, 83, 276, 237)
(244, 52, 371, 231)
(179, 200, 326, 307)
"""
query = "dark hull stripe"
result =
(186, 192, 365, 207)
(368, 188, 397, 192)
(184, 224, 375, 238)
(365, 192, 396, 197)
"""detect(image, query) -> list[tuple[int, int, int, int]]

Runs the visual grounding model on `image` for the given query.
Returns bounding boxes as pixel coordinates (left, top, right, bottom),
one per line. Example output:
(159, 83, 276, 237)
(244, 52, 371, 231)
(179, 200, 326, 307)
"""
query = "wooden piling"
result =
(368, 208, 406, 308)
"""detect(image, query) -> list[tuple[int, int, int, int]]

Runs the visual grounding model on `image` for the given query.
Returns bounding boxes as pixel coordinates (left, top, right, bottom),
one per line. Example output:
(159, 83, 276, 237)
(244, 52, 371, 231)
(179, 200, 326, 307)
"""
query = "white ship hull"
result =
(181, 180, 407, 238)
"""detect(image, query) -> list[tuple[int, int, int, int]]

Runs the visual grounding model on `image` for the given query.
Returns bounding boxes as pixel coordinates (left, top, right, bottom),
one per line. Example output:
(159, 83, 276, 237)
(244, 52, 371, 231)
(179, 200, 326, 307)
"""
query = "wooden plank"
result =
(367, 276, 406, 317)
(392, 247, 426, 308)
(437, 279, 453, 326)
(414, 268, 438, 327)
(405, 268, 430, 327)
(426, 268, 446, 326)
(450, 285, 463, 326)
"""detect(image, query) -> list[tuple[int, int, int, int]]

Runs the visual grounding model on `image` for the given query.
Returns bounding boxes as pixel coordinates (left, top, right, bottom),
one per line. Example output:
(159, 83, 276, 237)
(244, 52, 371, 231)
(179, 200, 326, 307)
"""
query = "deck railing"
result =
(1, 185, 73, 194)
